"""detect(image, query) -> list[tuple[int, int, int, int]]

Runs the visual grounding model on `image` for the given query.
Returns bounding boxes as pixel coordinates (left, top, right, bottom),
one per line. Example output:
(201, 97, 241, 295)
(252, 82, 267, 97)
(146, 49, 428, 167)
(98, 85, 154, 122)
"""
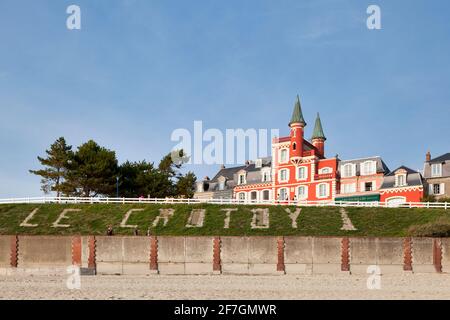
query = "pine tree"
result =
(29, 137, 73, 196)
(63, 140, 119, 197)
(176, 172, 197, 198)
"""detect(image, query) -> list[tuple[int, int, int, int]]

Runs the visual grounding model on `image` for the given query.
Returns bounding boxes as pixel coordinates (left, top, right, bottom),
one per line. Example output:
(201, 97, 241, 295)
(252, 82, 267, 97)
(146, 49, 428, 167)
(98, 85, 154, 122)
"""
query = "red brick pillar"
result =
(341, 237, 350, 272)
(403, 237, 413, 271)
(213, 237, 221, 274)
(88, 236, 96, 271)
(277, 236, 285, 274)
(150, 236, 158, 273)
(433, 239, 442, 273)
(72, 236, 82, 266)
(10, 235, 18, 268)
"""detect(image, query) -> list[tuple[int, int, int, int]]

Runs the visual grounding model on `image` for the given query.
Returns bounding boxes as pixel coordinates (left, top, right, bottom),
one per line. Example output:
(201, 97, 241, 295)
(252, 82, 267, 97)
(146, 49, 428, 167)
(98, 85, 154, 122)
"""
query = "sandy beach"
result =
(1, 273, 450, 300)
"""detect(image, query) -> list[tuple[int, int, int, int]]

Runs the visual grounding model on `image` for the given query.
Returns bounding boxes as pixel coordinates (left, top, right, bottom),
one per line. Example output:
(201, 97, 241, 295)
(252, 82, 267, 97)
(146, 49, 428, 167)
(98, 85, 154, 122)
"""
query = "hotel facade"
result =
(194, 96, 443, 205)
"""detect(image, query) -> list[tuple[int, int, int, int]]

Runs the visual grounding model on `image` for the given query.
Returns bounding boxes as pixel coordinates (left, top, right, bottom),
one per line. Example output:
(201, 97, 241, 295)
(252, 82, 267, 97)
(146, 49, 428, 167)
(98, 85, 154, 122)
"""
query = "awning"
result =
(335, 194, 380, 202)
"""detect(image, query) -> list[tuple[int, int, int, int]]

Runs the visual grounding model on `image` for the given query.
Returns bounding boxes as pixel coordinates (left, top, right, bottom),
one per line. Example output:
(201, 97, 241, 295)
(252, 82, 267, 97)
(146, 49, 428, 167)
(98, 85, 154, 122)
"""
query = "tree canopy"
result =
(30, 138, 196, 198)
(29, 137, 73, 196)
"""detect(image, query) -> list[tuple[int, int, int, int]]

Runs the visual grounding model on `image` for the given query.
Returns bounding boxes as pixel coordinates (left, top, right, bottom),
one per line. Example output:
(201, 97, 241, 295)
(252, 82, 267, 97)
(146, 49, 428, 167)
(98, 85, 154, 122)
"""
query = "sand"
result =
(1, 273, 450, 300)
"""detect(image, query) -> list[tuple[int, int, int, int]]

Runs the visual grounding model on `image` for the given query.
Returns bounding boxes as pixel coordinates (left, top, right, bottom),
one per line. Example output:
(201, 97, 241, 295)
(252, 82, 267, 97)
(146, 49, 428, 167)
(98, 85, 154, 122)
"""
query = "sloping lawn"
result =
(0, 204, 448, 237)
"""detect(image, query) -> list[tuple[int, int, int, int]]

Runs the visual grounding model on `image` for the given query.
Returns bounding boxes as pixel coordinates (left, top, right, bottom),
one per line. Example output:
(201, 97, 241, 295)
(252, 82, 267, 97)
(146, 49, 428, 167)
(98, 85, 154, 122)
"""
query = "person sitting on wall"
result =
(146, 227, 151, 237)
(106, 225, 114, 236)
(133, 227, 139, 236)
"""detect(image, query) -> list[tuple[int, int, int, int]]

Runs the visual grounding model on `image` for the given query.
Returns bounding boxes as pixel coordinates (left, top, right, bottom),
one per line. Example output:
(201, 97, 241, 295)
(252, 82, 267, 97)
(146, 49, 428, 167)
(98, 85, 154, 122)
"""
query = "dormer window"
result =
(341, 163, 355, 178)
(395, 174, 407, 187)
(255, 159, 263, 168)
(361, 161, 376, 175)
(261, 168, 271, 182)
(238, 173, 246, 185)
(431, 163, 442, 177)
(218, 177, 226, 190)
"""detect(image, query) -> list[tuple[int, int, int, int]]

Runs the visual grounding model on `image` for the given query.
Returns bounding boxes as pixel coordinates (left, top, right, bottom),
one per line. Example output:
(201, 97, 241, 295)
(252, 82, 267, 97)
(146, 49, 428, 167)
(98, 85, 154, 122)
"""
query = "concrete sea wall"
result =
(0, 235, 448, 275)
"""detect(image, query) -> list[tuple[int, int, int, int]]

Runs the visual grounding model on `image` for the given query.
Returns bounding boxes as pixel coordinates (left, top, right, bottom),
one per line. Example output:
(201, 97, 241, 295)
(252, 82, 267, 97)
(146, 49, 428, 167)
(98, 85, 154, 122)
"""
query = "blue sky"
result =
(0, 0, 449, 197)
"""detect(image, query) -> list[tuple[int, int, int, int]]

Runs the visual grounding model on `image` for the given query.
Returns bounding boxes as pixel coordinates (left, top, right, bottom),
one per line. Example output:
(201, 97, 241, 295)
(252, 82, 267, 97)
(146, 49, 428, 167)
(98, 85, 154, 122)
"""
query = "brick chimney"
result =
(426, 151, 431, 162)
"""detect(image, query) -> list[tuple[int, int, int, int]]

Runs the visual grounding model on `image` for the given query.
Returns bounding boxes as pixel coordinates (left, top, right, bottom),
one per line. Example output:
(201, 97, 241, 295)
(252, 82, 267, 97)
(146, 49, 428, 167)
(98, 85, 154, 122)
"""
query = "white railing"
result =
(0, 196, 448, 209)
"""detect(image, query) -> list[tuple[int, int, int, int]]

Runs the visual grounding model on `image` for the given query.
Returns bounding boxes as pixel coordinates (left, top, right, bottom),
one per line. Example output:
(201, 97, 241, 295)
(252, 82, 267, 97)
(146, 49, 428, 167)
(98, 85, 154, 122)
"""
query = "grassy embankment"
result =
(0, 204, 449, 237)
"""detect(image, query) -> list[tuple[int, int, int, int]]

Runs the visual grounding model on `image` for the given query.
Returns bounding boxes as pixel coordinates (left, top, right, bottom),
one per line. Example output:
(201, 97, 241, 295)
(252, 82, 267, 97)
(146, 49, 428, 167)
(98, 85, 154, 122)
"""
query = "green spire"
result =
(289, 95, 307, 127)
(311, 113, 326, 141)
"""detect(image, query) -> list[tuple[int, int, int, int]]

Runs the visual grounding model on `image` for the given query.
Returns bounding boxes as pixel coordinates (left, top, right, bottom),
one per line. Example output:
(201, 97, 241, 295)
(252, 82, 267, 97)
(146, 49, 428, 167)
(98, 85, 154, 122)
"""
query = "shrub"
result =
(408, 218, 450, 237)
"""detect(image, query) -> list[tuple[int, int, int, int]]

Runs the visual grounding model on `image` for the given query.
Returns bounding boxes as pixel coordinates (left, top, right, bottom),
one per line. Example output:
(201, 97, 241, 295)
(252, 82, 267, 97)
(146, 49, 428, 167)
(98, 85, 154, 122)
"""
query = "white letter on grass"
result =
(120, 209, 144, 228)
(52, 209, 81, 228)
(20, 208, 39, 227)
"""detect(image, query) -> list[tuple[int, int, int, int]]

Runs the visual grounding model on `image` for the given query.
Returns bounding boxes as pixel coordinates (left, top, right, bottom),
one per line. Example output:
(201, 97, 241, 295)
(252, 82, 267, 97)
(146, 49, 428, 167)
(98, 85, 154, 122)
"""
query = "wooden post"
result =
(150, 236, 158, 273)
(10, 235, 18, 268)
(213, 237, 221, 274)
(341, 237, 350, 272)
(403, 237, 413, 271)
(433, 239, 442, 273)
(277, 236, 285, 274)
(88, 236, 96, 272)
(72, 236, 82, 266)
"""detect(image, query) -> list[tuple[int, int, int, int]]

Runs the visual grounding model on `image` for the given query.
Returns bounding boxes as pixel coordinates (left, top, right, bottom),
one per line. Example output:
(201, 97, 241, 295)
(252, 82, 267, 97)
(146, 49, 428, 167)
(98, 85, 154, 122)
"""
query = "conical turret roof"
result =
(311, 112, 326, 141)
(289, 95, 307, 127)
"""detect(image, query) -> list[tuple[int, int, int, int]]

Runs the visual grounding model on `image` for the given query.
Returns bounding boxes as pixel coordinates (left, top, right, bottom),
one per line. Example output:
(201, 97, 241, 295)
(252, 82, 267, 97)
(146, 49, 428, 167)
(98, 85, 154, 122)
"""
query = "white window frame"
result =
(361, 181, 375, 192)
(361, 161, 376, 176)
(238, 173, 246, 185)
(342, 183, 356, 194)
(261, 168, 271, 182)
(431, 163, 442, 177)
(296, 166, 308, 181)
(319, 167, 332, 174)
(278, 188, 289, 201)
(279, 148, 289, 164)
(433, 184, 441, 195)
(430, 183, 445, 195)
(278, 169, 289, 183)
(316, 183, 330, 198)
(395, 174, 407, 187)
(238, 192, 246, 201)
(261, 189, 271, 201)
(341, 163, 356, 178)
(297, 185, 308, 200)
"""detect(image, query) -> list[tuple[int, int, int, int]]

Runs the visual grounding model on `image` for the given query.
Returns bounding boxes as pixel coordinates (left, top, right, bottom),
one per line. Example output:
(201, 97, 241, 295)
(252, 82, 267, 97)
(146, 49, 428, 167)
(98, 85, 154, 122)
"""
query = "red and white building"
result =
(379, 166, 424, 205)
(233, 95, 338, 203)
(194, 95, 426, 204)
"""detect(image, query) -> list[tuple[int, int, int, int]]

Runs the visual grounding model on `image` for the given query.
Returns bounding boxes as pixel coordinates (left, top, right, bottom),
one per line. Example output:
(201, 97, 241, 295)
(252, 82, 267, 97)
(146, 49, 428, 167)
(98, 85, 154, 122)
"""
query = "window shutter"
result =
(440, 183, 445, 195)
(429, 184, 434, 195)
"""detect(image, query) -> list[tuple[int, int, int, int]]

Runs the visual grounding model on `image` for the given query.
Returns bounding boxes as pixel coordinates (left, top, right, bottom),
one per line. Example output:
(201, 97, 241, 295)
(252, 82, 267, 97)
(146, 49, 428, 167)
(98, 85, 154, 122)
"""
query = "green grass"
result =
(0, 204, 449, 237)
